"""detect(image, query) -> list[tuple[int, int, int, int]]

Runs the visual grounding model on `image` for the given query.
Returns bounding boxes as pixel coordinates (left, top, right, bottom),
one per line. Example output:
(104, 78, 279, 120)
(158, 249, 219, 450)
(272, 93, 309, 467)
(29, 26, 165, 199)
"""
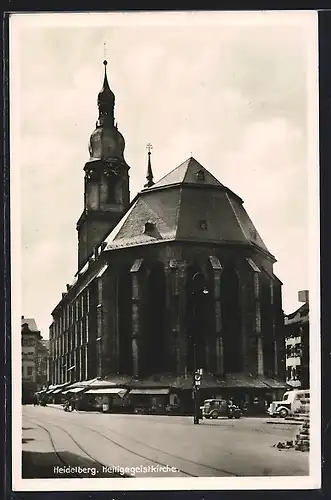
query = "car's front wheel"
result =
(279, 408, 289, 418)
(211, 410, 219, 419)
(205, 415, 210, 419)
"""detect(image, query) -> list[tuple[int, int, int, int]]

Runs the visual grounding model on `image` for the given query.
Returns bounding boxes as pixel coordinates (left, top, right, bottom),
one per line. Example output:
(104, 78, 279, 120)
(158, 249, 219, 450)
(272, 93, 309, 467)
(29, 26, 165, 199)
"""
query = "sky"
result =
(11, 12, 318, 339)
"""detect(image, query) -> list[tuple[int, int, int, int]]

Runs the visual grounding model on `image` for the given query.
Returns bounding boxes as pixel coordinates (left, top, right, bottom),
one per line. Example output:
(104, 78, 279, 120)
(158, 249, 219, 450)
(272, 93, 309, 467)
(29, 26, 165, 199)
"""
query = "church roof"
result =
(104, 156, 272, 257)
(151, 157, 225, 190)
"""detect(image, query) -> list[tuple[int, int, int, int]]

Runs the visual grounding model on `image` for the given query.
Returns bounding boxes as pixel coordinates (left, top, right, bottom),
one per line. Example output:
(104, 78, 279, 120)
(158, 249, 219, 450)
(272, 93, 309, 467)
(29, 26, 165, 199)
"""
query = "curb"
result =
(265, 420, 301, 425)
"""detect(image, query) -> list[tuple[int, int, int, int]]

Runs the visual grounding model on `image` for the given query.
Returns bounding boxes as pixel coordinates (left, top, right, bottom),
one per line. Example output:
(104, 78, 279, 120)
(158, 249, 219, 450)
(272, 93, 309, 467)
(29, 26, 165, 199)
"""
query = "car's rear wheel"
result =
(205, 416, 210, 419)
(279, 408, 288, 418)
(234, 413, 241, 419)
(211, 410, 219, 419)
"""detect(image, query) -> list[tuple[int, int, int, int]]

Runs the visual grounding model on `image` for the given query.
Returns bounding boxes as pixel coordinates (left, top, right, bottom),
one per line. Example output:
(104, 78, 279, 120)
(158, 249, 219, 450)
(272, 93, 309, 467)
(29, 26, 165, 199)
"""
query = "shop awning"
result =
(62, 387, 86, 394)
(129, 388, 170, 396)
(85, 388, 127, 395)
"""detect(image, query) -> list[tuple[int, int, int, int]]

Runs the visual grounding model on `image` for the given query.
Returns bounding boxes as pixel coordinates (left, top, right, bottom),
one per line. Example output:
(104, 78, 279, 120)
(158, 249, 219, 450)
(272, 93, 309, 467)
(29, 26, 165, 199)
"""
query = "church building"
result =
(49, 60, 287, 413)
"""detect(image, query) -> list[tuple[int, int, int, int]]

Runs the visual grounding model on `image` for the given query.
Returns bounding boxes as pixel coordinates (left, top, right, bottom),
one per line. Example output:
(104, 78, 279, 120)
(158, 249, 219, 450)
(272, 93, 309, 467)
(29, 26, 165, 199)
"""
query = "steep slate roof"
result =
(21, 317, 39, 332)
(104, 156, 272, 257)
(152, 157, 224, 189)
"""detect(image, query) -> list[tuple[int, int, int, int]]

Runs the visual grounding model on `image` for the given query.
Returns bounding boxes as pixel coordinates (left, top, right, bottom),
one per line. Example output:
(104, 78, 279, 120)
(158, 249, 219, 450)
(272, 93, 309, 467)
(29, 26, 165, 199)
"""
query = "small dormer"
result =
(196, 169, 205, 182)
(144, 221, 155, 234)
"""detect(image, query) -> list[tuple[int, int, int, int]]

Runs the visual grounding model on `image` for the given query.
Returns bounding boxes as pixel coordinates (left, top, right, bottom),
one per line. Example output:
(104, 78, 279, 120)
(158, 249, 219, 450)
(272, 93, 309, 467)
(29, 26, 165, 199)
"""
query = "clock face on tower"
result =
(104, 163, 120, 177)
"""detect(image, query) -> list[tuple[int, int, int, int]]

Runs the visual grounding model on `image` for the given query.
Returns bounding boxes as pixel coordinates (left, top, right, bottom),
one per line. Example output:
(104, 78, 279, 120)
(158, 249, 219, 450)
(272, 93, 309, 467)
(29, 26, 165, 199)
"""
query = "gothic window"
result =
(118, 269, 133, 375)
(86, 318, 89, 344)
(185, 266, 210, 372)
(145, 263, 166, 376)
(261, 272, 274, 376)
(80, 294, 84, 317)
(86, 289, 90, 313)
(80, 320, 84, 346)
(220, 265, 242, 373)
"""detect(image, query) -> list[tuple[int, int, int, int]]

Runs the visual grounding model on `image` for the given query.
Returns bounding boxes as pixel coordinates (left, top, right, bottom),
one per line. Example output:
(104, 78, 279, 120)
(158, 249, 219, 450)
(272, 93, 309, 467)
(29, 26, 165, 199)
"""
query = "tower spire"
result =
(144, 143, 154, 188)
(97, 59, 115, 127)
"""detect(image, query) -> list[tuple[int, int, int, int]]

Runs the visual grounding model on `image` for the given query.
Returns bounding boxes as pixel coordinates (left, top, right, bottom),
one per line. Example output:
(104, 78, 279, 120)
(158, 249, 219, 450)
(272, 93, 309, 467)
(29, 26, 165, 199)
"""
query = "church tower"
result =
(76, 60, 130, 270)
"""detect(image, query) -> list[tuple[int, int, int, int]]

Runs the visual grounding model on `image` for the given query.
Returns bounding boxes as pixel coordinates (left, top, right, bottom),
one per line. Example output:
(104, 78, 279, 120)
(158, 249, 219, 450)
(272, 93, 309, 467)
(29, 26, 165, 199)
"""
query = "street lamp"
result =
(191, 272, 208, 425)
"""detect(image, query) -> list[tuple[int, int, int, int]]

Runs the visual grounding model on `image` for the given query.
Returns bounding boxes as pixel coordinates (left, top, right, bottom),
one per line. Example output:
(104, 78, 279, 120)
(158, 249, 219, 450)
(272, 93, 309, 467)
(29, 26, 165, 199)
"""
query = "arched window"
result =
(144, 263, 166, 376)
(260, 271, 274, 376)
(118, 269, 133, 375)
(186, 266, 210, 373)
(220, 265, 242, 373)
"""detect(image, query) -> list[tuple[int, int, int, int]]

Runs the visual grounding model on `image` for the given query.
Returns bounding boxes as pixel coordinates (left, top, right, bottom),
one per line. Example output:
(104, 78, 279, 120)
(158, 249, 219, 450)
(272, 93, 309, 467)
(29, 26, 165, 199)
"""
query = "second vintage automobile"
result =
(201, 399, 242, 419)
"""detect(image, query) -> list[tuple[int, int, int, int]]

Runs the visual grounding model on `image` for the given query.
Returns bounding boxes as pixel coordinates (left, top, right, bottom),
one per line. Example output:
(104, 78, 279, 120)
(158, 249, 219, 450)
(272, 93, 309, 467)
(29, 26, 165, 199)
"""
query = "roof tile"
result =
(103, 156, 272, 256)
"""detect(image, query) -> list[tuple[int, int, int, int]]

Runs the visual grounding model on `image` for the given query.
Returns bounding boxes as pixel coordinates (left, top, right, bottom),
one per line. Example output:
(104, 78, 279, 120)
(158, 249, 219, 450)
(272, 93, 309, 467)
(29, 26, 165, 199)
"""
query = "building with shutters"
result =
(284, 291, 309, 390)
(49, 60, 287, 413)
(21, 316, 49, 402)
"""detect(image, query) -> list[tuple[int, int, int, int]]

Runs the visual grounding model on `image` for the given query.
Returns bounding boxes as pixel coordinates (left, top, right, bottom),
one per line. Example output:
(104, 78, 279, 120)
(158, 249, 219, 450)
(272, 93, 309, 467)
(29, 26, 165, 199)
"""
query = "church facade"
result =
(49, 61, 287, 412)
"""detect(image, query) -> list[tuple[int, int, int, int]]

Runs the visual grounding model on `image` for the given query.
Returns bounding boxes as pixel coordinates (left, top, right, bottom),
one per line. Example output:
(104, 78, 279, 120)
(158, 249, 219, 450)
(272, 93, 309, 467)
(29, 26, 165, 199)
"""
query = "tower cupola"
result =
(88, 60, 126, 162)
(77, 59, 130, 270)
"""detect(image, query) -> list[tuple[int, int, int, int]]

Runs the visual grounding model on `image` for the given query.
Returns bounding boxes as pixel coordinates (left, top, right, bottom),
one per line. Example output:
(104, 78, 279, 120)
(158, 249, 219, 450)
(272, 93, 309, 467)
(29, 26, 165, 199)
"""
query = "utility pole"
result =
(191, 271, 208, 425)
(193, 368, 203, 424)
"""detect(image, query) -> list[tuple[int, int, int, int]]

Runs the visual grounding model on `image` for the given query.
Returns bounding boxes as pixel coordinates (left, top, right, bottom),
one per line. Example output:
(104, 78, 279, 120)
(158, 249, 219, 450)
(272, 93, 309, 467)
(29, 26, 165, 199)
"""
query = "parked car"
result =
(201, 399, 242, 419)
(267, 389, 310, 418)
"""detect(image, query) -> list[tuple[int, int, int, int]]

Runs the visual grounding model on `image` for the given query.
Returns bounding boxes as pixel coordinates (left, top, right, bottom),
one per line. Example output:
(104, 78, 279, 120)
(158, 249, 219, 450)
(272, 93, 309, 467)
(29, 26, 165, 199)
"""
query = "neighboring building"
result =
(38, 339, 50, 388)
(21, 316, 50, 402)
(21, 316, 41, 402)
(284, 290, 309, 389)
(49, 60, 286, 412)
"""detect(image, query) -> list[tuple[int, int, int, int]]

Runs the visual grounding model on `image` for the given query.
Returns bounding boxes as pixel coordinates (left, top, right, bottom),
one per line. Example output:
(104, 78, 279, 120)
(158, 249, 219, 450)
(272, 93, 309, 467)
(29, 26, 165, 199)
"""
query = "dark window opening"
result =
(220, 266, 242, 373)
(118, 270, 133, 375)
(261, 273, 274, 376)
(186, 267, 209, 372)
(144, 221, 155, 233)
(196, 169, 205, 182)
(144, 264, 166, 376)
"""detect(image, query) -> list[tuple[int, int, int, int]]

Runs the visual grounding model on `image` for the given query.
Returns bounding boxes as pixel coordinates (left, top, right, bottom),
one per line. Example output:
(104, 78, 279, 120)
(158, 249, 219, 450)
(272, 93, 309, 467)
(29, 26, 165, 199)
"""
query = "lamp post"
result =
(191, 272, 208, 425)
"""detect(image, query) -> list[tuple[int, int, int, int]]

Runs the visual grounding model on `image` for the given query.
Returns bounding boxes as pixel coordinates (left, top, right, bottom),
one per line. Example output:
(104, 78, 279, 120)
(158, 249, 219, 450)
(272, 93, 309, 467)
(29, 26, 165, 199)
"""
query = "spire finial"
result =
(97, 44, 115, 126)
(144, 143, 154, 188)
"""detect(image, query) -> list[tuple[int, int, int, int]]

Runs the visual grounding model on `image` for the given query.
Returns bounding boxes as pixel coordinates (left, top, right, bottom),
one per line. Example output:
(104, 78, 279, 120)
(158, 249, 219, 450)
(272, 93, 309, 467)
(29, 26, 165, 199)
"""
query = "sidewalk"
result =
(265, 418, 303, 426)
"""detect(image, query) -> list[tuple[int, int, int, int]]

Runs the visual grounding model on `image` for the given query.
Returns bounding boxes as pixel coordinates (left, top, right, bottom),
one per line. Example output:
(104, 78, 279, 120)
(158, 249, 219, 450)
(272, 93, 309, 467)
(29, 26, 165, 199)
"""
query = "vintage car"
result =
(267, 389, 310, 418)
(201, 399, 242, 419)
